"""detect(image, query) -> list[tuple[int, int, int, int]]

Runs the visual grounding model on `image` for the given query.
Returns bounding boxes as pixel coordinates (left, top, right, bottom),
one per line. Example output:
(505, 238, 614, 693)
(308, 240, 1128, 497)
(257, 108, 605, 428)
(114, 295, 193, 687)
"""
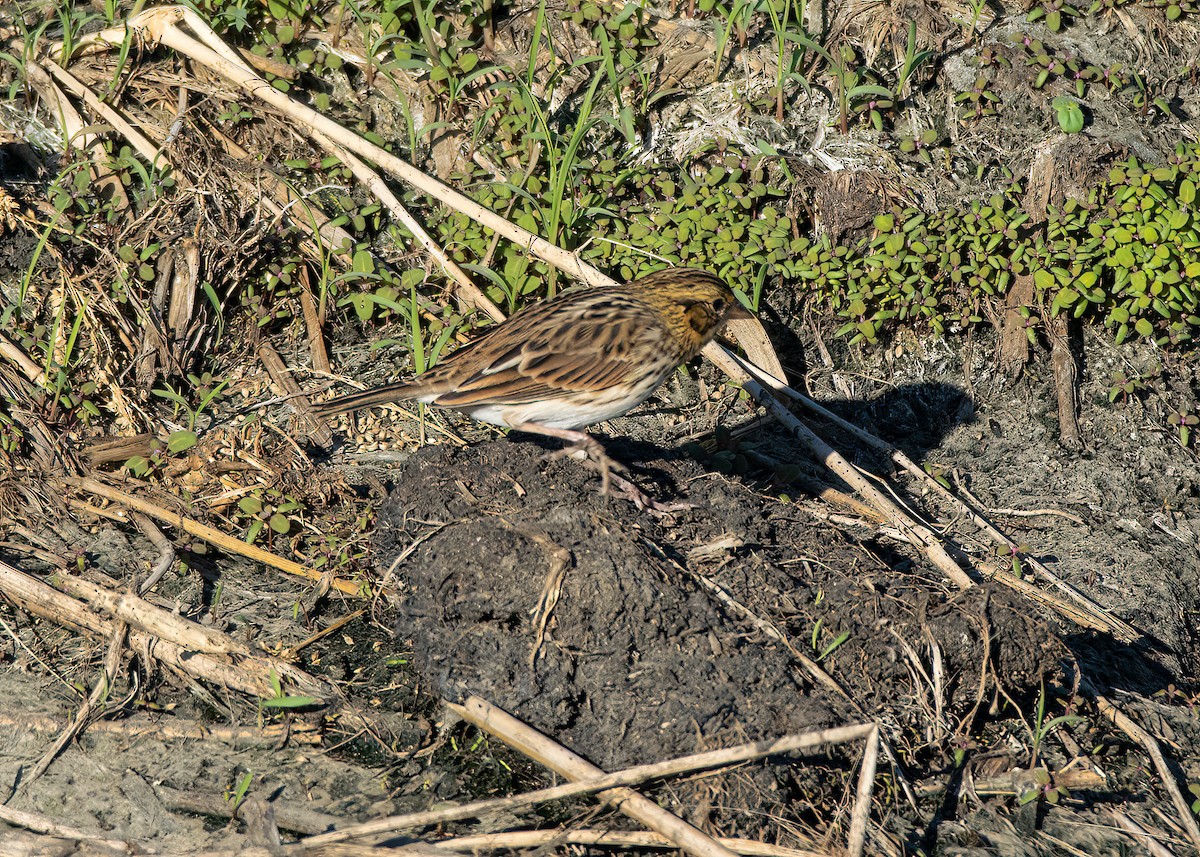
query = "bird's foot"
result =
(604, 469, 698, 513)
(554, 440, 695, 513)
(513, 422, 693, 513)
(546, 436, 627, 492)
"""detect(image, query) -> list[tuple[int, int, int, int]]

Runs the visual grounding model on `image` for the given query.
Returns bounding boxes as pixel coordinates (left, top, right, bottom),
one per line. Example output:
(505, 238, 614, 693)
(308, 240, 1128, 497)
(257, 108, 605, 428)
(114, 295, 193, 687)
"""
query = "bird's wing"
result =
(430, 292, 661, 408)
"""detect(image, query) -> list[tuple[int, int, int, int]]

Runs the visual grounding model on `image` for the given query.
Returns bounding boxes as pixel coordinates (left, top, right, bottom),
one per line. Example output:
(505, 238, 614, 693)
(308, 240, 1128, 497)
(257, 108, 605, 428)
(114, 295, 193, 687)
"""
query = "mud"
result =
(370, 432, 1064, 800)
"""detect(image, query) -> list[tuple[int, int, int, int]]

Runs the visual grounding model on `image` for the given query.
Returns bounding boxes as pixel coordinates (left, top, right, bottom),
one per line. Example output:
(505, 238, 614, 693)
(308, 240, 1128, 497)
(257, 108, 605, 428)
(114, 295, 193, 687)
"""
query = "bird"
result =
(313, 267, 752, 508)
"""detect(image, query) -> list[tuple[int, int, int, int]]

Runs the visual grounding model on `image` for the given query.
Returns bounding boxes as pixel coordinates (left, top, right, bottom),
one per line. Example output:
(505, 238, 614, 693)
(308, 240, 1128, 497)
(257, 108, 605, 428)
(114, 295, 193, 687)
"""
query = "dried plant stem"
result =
(299, 288, 330, 375)
(944, 476, 1132, 635)
(0, 331, 47, 385)
(54, 573, 249, 656)
(131, 511, 176, 594)
(0, 558, 329, 701)
(280, 609, 365, 659)
(450, 695, 744, 857)
(63, 477, 361, 596)
(0, 805, 128, 847)
(914, 767, 1106, 797)
(154, 783, 342, 837)
(304, 716, 873, 845)
(1111, 811, 1177, 857)
(729, 351, 1138, 641)
(41, 57, 168, 167)
(203, 117, 360, 265)
(722, 358, 972, 589)
(846, 725, 879, 857)
(1092, 691, 1200, 852)
(15, 617, 127, 796)
(22, 60, 130, 210)
(258, 340, 334, 447)
(0, 710, 320, 745)
(308, 130, 504, 324)
(431, 830, 828, 856)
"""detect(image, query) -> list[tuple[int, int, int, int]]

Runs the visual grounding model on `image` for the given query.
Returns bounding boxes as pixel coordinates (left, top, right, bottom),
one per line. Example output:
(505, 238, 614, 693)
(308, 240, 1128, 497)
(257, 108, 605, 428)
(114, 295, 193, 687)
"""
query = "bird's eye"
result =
(712, 298, 727, 313)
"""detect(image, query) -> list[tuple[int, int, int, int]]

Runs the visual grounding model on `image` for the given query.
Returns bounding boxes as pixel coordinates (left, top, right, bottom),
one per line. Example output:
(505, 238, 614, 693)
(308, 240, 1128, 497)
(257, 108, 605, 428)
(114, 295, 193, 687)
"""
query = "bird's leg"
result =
(506, 422, 625, 494)
(506, 422, 692, 512)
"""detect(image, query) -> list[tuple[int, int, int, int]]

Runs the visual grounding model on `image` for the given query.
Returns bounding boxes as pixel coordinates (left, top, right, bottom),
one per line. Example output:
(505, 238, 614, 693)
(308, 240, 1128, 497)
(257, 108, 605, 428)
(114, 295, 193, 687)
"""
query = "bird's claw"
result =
(562, 445, 695, 514)
(606, 471, 699, 514)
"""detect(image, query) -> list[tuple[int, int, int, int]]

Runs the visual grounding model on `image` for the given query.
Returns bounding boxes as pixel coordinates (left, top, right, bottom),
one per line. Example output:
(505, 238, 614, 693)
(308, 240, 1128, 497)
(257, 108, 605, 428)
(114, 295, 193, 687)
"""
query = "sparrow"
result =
(314, 267, 752, 508)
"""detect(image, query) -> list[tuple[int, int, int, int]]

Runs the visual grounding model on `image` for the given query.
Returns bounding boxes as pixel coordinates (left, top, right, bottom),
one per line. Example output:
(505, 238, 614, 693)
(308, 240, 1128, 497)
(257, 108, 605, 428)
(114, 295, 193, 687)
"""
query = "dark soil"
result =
(376, 437, 1065, 765)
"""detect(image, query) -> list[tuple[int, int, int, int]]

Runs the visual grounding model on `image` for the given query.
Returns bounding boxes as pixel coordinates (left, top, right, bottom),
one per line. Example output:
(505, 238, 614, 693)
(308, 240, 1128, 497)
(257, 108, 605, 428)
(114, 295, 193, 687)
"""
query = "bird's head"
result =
(634, 268, 754, 355)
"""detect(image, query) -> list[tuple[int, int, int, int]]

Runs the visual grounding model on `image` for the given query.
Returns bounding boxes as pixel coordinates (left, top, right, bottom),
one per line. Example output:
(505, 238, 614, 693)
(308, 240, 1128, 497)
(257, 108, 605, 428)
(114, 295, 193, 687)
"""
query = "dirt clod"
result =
(374, 439, 1067, 772)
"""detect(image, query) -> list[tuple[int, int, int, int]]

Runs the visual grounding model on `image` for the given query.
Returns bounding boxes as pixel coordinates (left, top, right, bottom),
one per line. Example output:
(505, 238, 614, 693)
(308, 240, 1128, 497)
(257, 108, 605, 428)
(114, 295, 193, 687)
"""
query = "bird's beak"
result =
(727, 301, 755, 320)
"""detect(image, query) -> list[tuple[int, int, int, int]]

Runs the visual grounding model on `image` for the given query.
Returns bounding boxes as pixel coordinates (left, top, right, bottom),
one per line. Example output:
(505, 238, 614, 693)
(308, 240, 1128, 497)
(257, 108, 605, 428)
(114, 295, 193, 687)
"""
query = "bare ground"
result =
(3, 1, 1200, 854)
(3, 321, 1200, 854)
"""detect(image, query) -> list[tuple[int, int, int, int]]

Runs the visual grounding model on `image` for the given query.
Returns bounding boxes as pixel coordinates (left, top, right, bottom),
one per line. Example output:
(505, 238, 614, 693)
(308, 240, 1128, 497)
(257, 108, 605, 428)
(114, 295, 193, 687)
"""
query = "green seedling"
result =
(1168, 409, 1200, 447)
(711, 0, 753, 83)
(956, 75, 1001, 119)
(226, 770, 253, 816)
(1051, 96, 1084, 132)
(894, 21, 933, 101)
(1017, 767, 1071, 806)
(1027, 682, 1086, 765)
(1027, 0, 1080, 32)
(237, 490, 305, 544)
(1107, 369, 1152, 403)
(151, 376, 229, 433)
(762, 0, 812, 122)
(810, 618, 851, 661)
(259, 667, 320, 712)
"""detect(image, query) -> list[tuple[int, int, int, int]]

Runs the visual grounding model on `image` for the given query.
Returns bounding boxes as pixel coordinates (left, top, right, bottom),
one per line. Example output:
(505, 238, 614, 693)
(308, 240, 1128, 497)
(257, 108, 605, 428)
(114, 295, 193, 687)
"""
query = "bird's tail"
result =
(312, 381, 424, 418)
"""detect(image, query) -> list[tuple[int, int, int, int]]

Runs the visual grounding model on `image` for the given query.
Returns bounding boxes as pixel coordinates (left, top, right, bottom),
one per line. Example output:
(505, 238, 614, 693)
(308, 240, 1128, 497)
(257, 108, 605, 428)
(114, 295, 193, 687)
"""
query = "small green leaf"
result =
(167, 431, 198, 453)
(351, 249, 375, 274)
(1051, 96, 1084, 133)
(348, 293, 372, 322)
(269, 513, 291, 534)
(260, 694, 320, 709)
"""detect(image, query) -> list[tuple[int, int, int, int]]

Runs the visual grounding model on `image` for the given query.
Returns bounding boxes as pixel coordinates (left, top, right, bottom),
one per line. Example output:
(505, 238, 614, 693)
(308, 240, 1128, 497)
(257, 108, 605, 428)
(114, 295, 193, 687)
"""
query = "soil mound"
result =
(374, 439, 1066, 770)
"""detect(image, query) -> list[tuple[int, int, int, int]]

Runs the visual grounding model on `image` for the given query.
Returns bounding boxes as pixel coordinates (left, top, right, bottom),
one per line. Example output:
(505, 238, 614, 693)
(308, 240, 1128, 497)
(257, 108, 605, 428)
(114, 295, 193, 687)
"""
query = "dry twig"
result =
(64, 477, 362, 596)
(1092, 691, 1200, 853)
(303, 714, 873, 847)
(430, 829, 827, 856)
